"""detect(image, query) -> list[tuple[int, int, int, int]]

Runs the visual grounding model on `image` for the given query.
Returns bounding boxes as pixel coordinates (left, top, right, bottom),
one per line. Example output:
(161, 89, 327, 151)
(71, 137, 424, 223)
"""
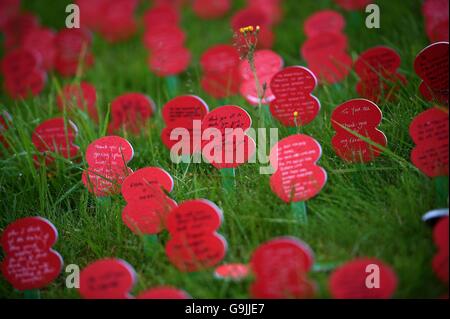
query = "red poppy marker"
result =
(304, 10, 345, 38)
(231, 7, 274, 49)
(82, 136, 134, 197)
(108, 93, 155, 134)
(32, 118, 79, 166)
(270, 66, 320, 127)
(137, 286, 191, 299)
(1, 47, 47, 99)
(1, 217, 63, 298)
(57, 82, 98, 122)
(239, 49, 284, 106)
(192, 0, 230, 19)
(79, 258, 136, 299)
(414, 42, 449, 106)
(354, 46, 407, 102)
(331, 99, 387, 163)
(21, 27, 56, 71)
(166, 199, 227, 272)
(329, 258, 398, 298)
(250, 237, 316, 298)
(409, 107, 449, 208)
(422, 0, 449, 43)
(269, 134, 327, 223)
(161, 95, 209, 154)
(200, 45, 241, 99)
(214, 263, 250, 281)
(121, 167, 177, 249)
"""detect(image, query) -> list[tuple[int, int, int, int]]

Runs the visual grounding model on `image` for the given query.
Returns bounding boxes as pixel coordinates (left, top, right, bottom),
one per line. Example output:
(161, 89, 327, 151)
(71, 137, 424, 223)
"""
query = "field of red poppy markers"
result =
(0, 0, 448, 300)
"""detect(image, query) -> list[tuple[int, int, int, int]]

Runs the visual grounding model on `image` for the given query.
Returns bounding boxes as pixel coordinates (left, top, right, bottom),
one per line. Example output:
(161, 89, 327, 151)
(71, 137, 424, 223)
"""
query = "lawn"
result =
(0, 0, 448, 298)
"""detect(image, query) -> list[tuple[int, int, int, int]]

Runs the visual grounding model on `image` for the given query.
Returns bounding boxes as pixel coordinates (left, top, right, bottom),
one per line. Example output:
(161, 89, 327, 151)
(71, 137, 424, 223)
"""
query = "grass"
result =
(0, 0, 448, 298)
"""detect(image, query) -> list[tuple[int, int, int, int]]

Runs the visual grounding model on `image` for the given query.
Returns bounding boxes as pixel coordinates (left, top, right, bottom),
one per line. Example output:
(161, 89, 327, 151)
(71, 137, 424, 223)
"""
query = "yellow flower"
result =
(293, 111, 299, 117)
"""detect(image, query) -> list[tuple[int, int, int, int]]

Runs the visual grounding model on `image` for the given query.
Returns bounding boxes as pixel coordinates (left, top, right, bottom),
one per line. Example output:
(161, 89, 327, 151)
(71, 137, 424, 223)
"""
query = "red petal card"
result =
(329, 258, 398, 298)
(148, 46, 191, 77)
(355, 46, 406, 102)
(83, 136, 134, 196)
(79, 258, 136, 299)
(422, 0, 449, 42)
(3, 12, 39, 50)
(301, 32, 348, 61)
(32, 118, 79, 165)
(166, 199, 227, 272)
(1, 217, 63, 291)
(269, 134, 327, 203)
(231, 7, 269, 31)
(201, 105, 256, 169)
(0, 0, 20, 30)
(214, 263, 249, 281)
(414, 42, 449, 106)
(57, 82, 98, 122)
(143, 25, 186, 51)
(239, 49, 283, 105)
(305, 51, 352, 84)
(304, 10, 345, 38)
(334, 0, 372, 10)
(248, 0, 283, 25)
(21, 27, 56, 71)
(270, 66, 320, 127)
(355, 46, 402, 77)
(54, 51, 94, 77)
(1, 48, 41, 77)
(433, 217, 449, 251)
(4, 69, 47, 99)
(137, 286, 191, 299)
(161, 95, 209, 152)
(109, 93, 155, 134)
(96, 0, 138, 43)
(76, 0, 108, 31)
(121, 167, 174, 202)
(331, 99, 387, 163)
(122, 197, 177, 235)
(200, 44, 240, 75)
(409, 107, 449, 177)
(143, 4, 180, 29)
(192, 0, 230, 19)
(250, 237, 315, 299)
(201, 71, 241, 99)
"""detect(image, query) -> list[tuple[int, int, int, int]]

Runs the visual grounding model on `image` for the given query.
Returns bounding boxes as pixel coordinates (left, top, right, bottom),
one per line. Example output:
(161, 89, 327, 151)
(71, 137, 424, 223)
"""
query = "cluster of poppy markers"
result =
(0, 0, 449, 299)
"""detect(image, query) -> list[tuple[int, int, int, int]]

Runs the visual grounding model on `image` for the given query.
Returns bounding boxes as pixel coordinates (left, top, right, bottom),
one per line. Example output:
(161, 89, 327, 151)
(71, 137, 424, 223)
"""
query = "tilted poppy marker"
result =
(431, 217, 449, 283)
(1, 217, 63, 299)
(82, 136, 134, 197)
(409, 107, 449, 207)
(250, 237, 316, 298)
(354, 46, 407, 102)
(331, 99, 387, 163)
(269, 66, 320, 130)
(31, 118, 79, 166)
(269, 134, 327, 223)
(165, 199, 227, 272)
(414, 42, 449, 106)
(121, 167, 177, 251)
(329, 258, 398, 299)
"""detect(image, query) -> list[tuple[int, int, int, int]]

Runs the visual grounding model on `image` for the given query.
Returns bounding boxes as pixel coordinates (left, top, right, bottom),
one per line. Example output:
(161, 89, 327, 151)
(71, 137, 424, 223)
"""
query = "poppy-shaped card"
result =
(269, 134, 327, 203)
(331, 99, 387, 163)
(79, 258, 136, 299)
(166, 199, 227, 272)
(409, 107, 449, 177)
(250, 237, 316, 298)
(329, 258, 398, 298)
(1, 217, 63, 291)
(121, 167, 177, 235)
(57, 82, 98, 122)
(82, 136, 134, 196)
(32, 118, 79, 165)
(270, 66, 320, 127)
